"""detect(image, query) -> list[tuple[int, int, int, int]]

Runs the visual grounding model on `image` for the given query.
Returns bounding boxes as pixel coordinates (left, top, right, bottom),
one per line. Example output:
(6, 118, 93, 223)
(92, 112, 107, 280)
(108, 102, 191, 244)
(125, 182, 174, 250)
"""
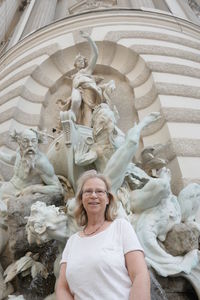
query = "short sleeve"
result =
(60, 235, 73, 264)
(119, 219, 143, 254)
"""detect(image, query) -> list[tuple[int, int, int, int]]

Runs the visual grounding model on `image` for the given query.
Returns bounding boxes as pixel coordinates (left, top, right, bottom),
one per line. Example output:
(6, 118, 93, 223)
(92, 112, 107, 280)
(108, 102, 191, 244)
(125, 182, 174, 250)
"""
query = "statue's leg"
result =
(71, 88, 82, 121)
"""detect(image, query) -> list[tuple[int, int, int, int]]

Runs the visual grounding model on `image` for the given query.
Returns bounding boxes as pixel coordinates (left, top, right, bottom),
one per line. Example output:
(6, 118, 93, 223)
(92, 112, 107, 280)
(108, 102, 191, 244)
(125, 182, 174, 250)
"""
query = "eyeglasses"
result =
(82, 189, 108, 197)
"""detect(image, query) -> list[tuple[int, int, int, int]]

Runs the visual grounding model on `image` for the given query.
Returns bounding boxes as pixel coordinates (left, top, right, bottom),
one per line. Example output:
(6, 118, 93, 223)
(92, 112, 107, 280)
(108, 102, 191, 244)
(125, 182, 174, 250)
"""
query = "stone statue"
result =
(64, 31, 115, 126)
(26, 200, 79, 300)
(75, 103, 158, 188)
(47, 111, 94, 191)
(97, 116, 200, 278)
(26, 201, 78, 248)
(0, 129, 63, 202)
(75, 103, 124, 172)
(178, 183, 200, 230)
(103, 109, 160, 192)
(131, 168, 199, 277)
(139, 145, 167, 177)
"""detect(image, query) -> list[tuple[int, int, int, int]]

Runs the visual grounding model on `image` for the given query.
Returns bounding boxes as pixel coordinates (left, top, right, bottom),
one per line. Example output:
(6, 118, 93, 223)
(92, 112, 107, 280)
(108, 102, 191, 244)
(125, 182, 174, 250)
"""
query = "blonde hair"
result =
(74, 170, 118, 226)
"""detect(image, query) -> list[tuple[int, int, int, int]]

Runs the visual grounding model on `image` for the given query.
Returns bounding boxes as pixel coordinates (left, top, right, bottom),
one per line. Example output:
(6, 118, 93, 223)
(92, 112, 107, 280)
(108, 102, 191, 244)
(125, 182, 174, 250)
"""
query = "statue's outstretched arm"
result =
(104, 124, 141, 192)
(80, 30, 98, 74)
(20, 181, 62, 196)
(104, 112, 160, 192)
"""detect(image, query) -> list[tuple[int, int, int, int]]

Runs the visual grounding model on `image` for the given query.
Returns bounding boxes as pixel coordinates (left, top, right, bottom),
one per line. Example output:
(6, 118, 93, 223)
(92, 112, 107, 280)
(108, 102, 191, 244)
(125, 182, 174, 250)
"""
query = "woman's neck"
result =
(86, 215, 105, 227)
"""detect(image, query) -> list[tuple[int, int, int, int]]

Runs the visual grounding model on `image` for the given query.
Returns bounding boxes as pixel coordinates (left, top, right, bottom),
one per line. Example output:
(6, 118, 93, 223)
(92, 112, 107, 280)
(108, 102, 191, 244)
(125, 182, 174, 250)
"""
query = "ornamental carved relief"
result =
(69, 0, 117, 14)
(188, 0, 200, 18)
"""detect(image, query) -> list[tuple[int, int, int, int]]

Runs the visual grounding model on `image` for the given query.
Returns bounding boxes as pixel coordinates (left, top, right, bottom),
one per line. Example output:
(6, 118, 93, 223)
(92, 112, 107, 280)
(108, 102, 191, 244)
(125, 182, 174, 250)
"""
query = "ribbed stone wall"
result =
(0, 9, 199, 193)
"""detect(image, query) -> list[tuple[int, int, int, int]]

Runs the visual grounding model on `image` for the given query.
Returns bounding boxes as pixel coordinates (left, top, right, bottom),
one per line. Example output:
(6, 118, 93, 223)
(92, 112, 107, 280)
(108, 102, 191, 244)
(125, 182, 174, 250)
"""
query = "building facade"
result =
(0, 0, 200, 194)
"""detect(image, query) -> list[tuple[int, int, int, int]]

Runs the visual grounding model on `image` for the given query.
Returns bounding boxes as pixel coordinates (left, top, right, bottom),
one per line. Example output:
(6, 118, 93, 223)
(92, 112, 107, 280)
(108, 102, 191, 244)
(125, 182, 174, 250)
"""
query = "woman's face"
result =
(81, 177, 109, 217)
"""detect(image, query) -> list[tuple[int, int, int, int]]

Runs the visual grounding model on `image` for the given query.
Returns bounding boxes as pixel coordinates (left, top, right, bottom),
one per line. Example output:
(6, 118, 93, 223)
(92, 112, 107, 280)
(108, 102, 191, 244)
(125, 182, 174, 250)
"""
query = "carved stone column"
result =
(0, 0, 19, 45)
(164, 0, 187, 18)
(22, 0, 57, 38)
(129, 0, 155, 8)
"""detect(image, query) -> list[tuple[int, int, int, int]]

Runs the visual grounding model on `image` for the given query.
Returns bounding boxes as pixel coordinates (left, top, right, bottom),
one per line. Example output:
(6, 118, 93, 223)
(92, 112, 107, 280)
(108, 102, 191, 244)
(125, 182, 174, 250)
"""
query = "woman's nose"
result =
(90, 191, 98, 197)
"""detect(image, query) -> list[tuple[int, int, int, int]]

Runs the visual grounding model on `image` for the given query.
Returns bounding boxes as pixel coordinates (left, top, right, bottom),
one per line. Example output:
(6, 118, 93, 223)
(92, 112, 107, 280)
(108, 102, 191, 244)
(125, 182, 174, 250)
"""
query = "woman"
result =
(56, 170, 150, 300)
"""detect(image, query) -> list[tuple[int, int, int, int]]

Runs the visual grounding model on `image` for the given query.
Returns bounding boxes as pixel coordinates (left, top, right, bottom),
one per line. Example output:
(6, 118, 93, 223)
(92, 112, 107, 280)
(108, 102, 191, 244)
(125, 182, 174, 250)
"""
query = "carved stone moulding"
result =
(69, 0, 117, 15)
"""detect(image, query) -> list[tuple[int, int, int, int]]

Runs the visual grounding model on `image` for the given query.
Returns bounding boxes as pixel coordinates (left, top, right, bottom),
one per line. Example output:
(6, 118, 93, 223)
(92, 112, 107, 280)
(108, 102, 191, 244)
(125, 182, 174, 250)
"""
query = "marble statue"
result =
(103, 109, 160, 192)
(48, 103, 159, 193)
(131, 168, 199, 276)
(74, 104, 158, 190)
(74, 103, 124, 173)
(178, 183, 200, 229)
(2, 66, 199, 299)
(139, 145, 167, 177)
(63, 31, 115, 127)
(26, 200, 79, 300)
(47, 111, 93, 191)
(0, 128, 63, 202)
(26, 200, 79, 247)
(92, 113, 200, 280)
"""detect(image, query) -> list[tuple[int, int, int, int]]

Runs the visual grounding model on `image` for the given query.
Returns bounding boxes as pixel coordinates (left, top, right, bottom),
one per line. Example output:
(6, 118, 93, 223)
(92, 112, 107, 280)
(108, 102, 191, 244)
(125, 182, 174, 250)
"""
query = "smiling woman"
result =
(56, 170, 151, 300)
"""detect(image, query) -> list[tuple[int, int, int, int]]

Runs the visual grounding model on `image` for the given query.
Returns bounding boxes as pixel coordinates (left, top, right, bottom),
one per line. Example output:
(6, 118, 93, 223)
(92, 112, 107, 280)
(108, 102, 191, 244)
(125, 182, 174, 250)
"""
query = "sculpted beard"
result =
(21, 151, 37, 177)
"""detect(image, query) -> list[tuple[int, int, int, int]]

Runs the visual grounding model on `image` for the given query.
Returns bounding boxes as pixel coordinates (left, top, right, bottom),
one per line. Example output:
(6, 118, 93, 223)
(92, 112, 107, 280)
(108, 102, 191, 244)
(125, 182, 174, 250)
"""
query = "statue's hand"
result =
(74, 140, 89, 161)
(80, 30, 90, 39)
(16, 186, 34, 197)
(157, 167, 171, 180)
(140, 112, 161, 129)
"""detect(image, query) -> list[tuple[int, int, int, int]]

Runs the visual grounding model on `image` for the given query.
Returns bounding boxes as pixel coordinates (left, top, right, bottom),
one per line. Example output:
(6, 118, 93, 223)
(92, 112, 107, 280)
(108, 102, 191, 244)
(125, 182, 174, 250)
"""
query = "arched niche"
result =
(31, 41, 154, 140)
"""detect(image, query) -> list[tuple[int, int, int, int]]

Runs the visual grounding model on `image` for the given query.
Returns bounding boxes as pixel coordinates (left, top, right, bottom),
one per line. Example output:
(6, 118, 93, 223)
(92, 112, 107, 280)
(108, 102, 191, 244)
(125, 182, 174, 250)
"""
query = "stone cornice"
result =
(1, 8, 200, 64)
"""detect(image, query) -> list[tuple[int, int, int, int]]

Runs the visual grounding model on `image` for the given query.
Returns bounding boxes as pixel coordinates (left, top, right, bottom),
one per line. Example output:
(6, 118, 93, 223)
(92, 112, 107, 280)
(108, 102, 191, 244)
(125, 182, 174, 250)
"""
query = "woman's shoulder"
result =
(113, 217, 132, 229)
(67, 231, 80, 244)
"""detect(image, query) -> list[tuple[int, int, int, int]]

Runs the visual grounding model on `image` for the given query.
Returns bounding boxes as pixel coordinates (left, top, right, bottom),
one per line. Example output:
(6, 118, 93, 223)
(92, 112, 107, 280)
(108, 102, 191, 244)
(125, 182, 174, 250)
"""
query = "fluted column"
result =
(178, 0, 200, 23)
(54, 0, 69, 19)
(129, 0, 155, 8)
(0, 0, 20, 44)
(164, 0, 187, 18)
(22, 0, 57, 38)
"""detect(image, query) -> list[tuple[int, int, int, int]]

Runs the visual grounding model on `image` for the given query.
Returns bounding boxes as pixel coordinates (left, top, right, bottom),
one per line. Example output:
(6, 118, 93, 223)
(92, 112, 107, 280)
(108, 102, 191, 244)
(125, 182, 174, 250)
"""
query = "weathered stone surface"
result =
(155, 275, 198, 300)
(163, 223, 199, 256)
(6, 193, 63, 260)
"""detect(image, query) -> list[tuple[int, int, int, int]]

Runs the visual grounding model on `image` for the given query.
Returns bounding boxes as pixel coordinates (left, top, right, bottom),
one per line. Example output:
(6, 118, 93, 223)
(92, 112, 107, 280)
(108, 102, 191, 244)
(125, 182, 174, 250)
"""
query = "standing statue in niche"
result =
(0, 128, 63, 202)
(64, 30, 116, 127)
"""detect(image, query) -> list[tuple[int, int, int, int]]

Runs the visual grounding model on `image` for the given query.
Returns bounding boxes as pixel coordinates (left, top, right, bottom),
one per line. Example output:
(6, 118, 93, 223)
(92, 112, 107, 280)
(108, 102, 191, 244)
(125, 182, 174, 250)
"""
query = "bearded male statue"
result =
(0, 128, 63, 203)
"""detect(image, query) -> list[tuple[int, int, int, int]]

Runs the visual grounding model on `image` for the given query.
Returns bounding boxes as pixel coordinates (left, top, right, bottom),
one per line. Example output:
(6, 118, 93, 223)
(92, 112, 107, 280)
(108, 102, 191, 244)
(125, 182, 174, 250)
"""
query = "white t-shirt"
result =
(61, 218, 143, 300)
